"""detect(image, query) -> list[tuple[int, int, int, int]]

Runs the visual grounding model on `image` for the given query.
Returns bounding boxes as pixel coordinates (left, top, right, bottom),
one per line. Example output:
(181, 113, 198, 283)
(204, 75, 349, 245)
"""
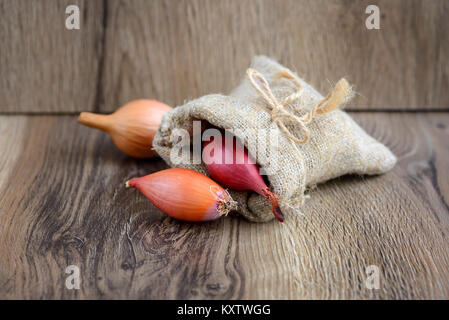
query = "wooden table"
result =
(1, 112, 448, 299)
(1, 0, 448, 300)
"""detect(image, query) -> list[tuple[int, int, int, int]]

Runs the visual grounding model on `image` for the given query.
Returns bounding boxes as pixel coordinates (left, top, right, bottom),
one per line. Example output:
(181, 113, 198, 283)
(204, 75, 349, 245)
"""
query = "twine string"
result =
(247, 68, 352, 145)
(246, 67, 352, 209)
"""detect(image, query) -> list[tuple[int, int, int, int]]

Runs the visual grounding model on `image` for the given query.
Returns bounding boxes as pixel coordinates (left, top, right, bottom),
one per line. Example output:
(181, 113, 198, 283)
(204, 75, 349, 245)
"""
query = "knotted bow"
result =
(247, 68, 352, 145)
(246, 67, 353, 209)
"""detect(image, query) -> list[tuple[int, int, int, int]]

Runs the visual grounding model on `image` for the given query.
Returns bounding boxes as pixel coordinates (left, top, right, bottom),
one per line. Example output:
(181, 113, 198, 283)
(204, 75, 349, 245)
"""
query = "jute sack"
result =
(153, 56, 396, 222)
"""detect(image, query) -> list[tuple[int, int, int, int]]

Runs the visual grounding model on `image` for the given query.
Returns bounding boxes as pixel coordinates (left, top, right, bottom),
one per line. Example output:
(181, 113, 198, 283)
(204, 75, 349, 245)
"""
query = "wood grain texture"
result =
(1, 0, 448, 113)
(0, 112, 448, 299)
(0, 0, 105, 113)
(98, 0, 449, 112)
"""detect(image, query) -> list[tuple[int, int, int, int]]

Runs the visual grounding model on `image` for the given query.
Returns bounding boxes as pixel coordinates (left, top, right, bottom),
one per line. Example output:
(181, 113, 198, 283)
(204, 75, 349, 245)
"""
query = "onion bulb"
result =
(126, 168, 237, 222)
(78, 99, 172, 158)
(203, 133, 285, 222)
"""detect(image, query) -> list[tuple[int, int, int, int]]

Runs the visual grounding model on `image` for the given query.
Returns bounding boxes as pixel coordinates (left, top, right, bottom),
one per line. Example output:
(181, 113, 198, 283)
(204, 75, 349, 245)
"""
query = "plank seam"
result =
(92, 0, 109, 113)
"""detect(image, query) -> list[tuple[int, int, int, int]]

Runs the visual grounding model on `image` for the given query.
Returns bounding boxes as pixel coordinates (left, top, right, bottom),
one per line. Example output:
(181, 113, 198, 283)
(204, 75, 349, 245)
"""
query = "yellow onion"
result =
(126, 168, 237, 222)
(78, 99, 172, 158)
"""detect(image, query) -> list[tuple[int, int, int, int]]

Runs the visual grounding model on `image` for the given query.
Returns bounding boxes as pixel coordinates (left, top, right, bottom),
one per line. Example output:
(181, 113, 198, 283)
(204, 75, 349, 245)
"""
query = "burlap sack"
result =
(153, 56, 396, 222)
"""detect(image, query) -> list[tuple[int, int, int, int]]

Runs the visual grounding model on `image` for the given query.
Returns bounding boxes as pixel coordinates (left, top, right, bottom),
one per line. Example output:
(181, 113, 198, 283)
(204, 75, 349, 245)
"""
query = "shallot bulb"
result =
(203, 133, 285, 222)
(78, 99, 172, 158)
(126, 168, 237, 222)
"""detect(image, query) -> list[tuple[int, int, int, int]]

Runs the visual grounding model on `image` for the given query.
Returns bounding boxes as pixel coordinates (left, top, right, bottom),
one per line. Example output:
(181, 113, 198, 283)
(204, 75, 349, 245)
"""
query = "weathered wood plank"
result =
(0, 116, 27, 188)
(99, 0, 449, 112)
(0, 0, 105, 113)
(0, 113, 448, 299)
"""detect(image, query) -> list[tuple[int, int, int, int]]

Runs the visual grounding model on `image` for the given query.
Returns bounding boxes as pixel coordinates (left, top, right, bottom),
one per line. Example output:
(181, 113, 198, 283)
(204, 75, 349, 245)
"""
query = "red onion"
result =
(202, 132, 285, 222)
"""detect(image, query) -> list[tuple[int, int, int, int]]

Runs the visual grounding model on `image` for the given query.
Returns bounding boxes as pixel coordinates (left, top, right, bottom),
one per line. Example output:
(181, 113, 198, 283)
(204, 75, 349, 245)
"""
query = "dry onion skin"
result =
(126, 168, 237, 222)
(78, 99, 172, 158)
